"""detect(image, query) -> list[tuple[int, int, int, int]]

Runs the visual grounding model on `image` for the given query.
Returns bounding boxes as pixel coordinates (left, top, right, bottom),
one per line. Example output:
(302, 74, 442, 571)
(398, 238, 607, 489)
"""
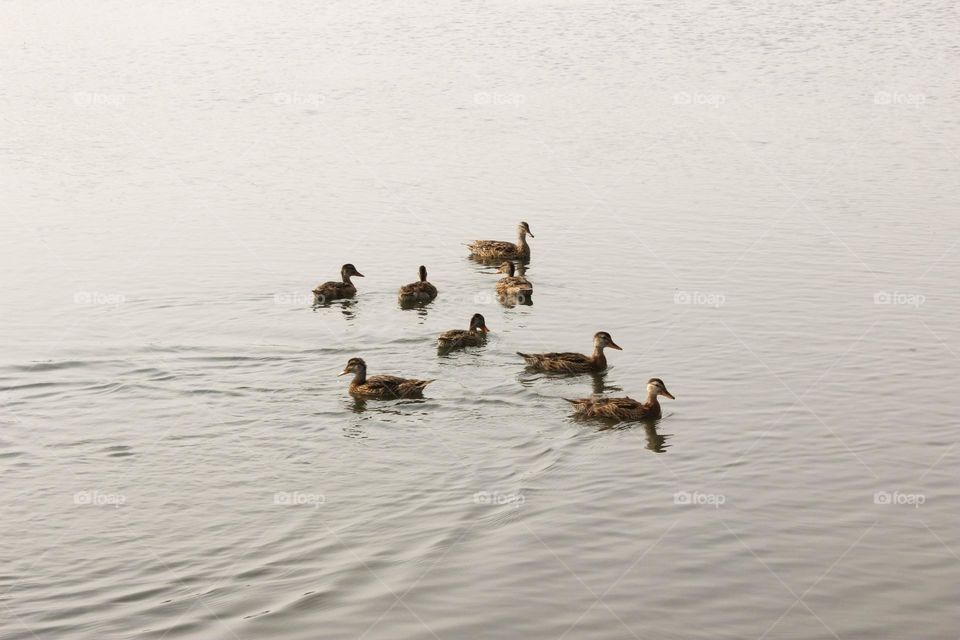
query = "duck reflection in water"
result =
(589, 371, 622, 395)
(349, 396, 368, 414)
(642, 421, 670, 453)
(577, 413, 671, 453)
(342, 422, 368, 439)
(312, 298, 358, 321)
(347, 395, 430, 415)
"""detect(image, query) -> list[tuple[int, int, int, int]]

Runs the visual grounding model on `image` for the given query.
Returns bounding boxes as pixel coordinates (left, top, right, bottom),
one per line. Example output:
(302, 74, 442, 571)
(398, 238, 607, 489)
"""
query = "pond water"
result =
(2, 0, 958, 638)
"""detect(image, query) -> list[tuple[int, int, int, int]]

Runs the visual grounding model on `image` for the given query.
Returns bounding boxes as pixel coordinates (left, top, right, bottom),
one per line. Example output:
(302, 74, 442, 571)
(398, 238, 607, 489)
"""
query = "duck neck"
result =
(341, 270, 353, 285)
(591, 344, 607, 368)
(517, 230, 528, 251)
(351, 366, 367, 385)
(419, 266, 428, 282)
(645, 389, 660, 408)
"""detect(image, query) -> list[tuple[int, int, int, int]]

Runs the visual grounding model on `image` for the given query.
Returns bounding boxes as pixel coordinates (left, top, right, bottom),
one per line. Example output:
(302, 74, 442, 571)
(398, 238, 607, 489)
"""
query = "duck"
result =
(517, 331, 622, 373)
(398, 265, 438, 305)
(338, 358, 434, 399)
(468, 221, 534, 261)
(313, 264, 364, 301)
(438, 313, 490, 350)
(496, 261, 533, 298)
(565, 378, 675, 421)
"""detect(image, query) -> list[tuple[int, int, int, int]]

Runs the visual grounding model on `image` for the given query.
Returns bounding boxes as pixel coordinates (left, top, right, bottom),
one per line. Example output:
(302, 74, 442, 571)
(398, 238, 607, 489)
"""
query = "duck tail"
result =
(516, 352, 531, 360)
(563, 398, 581, 405)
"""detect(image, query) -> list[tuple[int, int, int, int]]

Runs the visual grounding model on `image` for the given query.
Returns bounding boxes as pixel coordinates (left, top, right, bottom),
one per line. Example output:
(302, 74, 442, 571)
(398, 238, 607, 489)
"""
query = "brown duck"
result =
(566, 378, 675, 420)
(438, 313, 490, 350)
(398, 265, 438, 304)
(313, 264, 364, 301)
(338, 358, 434, 399)
(517, 331, 622, 373)
(496, 261, 533, 297)
(468, 221, 534, 261)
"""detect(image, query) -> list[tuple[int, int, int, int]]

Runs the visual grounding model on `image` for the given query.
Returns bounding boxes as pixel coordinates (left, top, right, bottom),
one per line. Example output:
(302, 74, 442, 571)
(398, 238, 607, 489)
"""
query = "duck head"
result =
(418, 265, 428, 282)
(498, 261, 516, 277)
(518, 221, 534, 238)
(647, 378, 675, 400)
(338, 357, 367, 377)
(594, 331, 623, 351)
(341, 263, 365, 281)
(469, 313, 490, 333)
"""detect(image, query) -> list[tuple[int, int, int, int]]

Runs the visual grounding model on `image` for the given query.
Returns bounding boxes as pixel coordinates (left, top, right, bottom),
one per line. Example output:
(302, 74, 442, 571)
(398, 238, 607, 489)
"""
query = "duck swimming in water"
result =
(496, 261, 533, 298)
(565, 378, 675, 421)
(437, 313, 490, 350)
(338, 358, 434, 399)
(313, 264, 364, 302)
(517, 331, 622, 373)
(468, 221, 534, 261)
(398, 265, 438, 305)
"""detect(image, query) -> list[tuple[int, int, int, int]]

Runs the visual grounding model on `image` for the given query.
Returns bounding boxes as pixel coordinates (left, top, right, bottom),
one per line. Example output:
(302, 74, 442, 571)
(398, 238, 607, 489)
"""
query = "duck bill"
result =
(353, 272, 365, 278)
(338, 369, 351, 376)
(662, 389, 675, 400)
(608, 341, 623, 351)
(481, 325, 490, 333)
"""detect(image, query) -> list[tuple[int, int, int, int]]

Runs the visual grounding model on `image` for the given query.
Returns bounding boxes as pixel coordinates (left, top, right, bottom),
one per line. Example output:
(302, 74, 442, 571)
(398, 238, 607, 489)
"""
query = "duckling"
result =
(338, 358, 434, 399)
(496, 261, 533, 298)
(313, 264, 364, 301)
(517, 331, 622, 373)
(565, 378, 675, 420)
(398, 265, 438, 304)
(438, 313, 490, 350)
(468, 221, 534, 261)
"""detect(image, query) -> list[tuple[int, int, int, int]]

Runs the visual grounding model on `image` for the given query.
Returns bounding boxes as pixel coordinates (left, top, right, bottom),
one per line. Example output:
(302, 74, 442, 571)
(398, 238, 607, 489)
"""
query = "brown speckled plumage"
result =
(398, 265, 438, 304)
(438, 313, 489, 350)
(566, 379, 675, 421)
(313, 264, 364, 301)
(468, 222, 534, 260)
(518, 331, 622, 373)
(339, 358, 433, 399)
(495, 261, 533, 297)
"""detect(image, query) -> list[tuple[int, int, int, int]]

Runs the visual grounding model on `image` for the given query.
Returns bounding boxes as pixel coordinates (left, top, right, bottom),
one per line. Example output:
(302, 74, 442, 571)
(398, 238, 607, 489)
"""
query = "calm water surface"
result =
(2, 1, 959, 638)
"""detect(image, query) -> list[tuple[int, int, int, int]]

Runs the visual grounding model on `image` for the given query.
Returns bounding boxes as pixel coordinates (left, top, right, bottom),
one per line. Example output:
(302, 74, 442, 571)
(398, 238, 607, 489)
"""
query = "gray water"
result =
(2, 1, 959, 638)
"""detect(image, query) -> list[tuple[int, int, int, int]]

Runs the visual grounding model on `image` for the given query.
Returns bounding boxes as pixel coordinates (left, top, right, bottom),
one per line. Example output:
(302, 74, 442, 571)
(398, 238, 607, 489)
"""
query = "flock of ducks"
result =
(314, 222, 675, 422)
